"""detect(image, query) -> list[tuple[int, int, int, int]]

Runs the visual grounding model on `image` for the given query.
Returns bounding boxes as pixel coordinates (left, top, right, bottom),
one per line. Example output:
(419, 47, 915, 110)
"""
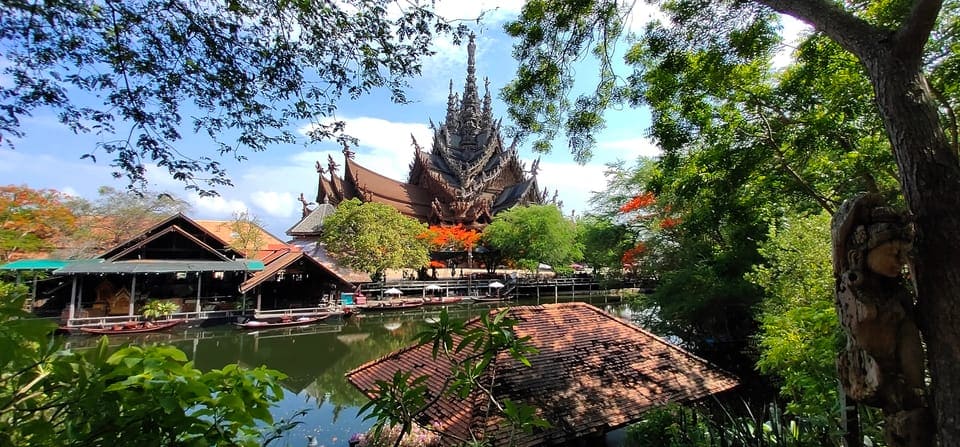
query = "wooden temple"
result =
(304, 35, 545, 230)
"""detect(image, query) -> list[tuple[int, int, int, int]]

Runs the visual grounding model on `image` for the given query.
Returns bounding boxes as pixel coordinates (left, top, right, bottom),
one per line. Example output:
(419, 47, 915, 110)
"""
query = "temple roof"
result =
(347, 302, 739, 446)
(344, 158, 434, 219)
(286, 202, 337, 237)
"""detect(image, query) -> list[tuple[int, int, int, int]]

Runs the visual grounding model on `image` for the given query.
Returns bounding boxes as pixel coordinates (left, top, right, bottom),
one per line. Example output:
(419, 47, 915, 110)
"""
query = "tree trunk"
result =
(862, 49, 960, 447)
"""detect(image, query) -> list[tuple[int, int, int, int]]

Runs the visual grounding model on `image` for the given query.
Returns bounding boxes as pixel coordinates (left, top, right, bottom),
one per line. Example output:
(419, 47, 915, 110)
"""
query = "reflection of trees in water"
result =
(62, 302, 630, 420)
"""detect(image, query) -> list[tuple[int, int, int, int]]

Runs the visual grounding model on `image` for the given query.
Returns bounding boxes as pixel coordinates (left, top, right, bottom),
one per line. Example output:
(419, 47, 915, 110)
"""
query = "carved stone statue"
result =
(832, 193, 931, 447)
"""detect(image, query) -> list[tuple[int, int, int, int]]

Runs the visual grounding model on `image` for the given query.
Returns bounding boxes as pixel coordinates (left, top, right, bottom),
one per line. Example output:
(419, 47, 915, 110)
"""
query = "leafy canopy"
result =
(0, 0, 468, 194)
(482, 204, 580, 273)
(320, 198, 430, 279)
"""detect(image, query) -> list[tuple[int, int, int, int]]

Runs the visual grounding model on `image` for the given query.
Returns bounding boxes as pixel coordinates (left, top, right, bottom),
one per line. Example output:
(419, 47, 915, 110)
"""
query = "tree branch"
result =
(894, 0, 943, 63)
(758, 0, 885, 58)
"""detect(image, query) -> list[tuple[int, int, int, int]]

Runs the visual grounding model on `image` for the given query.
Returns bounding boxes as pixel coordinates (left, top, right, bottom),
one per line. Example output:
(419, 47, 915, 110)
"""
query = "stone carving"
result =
(831, 193, 931, 447)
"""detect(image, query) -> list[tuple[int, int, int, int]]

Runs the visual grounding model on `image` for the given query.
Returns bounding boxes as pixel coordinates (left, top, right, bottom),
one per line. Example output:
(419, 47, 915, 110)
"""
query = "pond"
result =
(64, 297, 634, 447)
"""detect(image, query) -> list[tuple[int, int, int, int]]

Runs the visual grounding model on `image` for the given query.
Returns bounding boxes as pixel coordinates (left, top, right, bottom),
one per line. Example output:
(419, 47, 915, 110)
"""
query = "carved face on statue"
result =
(866, 240, 910, 278)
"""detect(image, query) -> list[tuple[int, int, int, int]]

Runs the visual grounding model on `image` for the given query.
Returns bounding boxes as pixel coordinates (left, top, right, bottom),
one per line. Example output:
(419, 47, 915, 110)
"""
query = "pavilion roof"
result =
(346, 302, 738, 446)
(193, 219, 286, 259)
(239, 248, 355, 293)
(288, 238, 371, 284)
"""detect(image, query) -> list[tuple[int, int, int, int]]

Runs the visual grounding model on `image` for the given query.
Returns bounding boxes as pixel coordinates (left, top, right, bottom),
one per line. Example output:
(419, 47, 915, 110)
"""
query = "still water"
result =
(65, 298, 632, 447)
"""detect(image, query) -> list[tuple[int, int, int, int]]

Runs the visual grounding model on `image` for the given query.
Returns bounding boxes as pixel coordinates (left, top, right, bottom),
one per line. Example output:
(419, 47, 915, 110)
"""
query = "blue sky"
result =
(0, 1, 803, 237)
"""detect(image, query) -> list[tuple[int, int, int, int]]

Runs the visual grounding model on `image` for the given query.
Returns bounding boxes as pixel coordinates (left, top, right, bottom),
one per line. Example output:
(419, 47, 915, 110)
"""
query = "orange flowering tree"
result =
(0, 185, 78, 261)
(419, 224, 481, 252)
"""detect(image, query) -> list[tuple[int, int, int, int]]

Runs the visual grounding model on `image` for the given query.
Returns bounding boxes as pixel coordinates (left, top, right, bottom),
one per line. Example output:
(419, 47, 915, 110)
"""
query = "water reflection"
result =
(62, 298, 630, 446)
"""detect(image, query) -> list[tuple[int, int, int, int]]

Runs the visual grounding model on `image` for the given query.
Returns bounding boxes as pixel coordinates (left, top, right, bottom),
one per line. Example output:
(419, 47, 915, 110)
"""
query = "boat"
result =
(356, 300, 425, 312)
(235, 314, 331, 329)
(472, 294, 513, 303)
(422, 296, 464, 305)
(76, 319, 184, 335)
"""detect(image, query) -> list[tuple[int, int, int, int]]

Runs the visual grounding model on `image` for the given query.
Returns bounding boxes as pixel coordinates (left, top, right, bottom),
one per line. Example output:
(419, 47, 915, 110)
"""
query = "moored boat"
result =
(472, 294, 513, 303)
(422, 296, 463, 305)
(235, 313, 331, 329)
(356, 300, 425, 311)
(76, 319, 184, 335)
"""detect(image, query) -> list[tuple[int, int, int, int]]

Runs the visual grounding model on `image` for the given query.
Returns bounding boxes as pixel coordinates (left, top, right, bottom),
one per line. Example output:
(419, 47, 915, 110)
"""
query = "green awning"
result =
(0, 259, 71, 270)
(53, 259, 265, 274)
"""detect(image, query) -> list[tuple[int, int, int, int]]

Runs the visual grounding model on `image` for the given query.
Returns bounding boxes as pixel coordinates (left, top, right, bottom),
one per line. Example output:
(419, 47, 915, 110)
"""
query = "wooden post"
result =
(67, 276, 78, 323)
(196, 273, 202, 319)
(31, 273, 38, 311)
(129, 275, 137, 317)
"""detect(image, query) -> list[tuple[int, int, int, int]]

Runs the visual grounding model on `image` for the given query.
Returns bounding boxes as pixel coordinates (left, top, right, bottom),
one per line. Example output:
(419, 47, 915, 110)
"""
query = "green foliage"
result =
(575, 215, 633, 274)
(359, 308, 546, 446)
(141, 299, 180, 319)
(482, 204, 580, 273)
(748, 213, 844, 436)
(320, 199, 430, 279)
(626, 404, 713, 447)
(0, 280, 288, 446)
(625, 401, 830, 447)
(0, 1, 467, 194)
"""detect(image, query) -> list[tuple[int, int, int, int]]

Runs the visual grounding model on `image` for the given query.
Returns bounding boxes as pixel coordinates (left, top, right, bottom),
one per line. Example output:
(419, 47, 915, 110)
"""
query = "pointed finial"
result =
(327, 154, 340, 174)
(341, 141, 355, 159)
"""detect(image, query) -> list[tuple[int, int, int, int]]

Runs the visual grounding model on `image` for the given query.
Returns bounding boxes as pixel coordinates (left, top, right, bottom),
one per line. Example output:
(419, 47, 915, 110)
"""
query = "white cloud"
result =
(298, 116, 431, 181)
(597, 136, 661, 159)
(250, 191, 297, 218)
(434, 0, 524, 24)
(537, 161, 609, 216)
(190, 195, 247, 216)
(60, 186, 80, 197)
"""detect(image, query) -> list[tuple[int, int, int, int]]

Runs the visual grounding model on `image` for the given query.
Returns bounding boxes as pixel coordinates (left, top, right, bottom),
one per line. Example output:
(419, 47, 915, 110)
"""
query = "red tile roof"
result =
(346, 302, 738, 446)
(193, 219, 286, 259)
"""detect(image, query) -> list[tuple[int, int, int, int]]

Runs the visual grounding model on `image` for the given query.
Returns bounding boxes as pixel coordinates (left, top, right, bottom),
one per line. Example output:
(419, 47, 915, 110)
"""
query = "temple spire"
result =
(481, 77, 493, 128)
(459, 34, 481, 145)
(445, 79, 459, 130)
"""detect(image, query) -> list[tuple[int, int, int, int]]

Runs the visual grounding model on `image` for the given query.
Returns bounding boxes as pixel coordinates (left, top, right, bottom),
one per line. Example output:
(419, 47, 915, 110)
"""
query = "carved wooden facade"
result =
(309, 35, 543, 229)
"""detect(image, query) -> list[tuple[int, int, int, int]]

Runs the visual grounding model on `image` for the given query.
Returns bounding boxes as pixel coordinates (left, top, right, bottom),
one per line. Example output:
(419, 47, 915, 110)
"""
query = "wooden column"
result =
(67, 276, 78, 323)
(129, 275, 137, 317)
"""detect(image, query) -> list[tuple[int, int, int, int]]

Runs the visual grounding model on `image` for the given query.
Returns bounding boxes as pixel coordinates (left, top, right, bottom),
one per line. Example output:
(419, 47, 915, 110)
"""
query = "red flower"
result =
(619, 192, 656, 213)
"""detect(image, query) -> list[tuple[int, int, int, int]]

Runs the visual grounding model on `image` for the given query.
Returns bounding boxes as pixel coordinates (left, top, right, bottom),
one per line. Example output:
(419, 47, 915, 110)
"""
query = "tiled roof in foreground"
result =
(346, 302, 739, 446)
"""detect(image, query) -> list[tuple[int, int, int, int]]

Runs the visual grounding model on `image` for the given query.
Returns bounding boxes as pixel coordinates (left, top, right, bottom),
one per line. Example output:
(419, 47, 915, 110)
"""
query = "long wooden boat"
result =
(472, 294, 513, 303)
(422, 296, 463, 305)
(356, 300, 425, 312)
(235, 314, 331, 330)
(77, 319, 184, 335)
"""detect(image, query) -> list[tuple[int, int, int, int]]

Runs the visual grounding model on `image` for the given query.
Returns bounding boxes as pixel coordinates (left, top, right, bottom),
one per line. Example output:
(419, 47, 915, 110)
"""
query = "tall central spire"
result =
(458, 34, 481, 146)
